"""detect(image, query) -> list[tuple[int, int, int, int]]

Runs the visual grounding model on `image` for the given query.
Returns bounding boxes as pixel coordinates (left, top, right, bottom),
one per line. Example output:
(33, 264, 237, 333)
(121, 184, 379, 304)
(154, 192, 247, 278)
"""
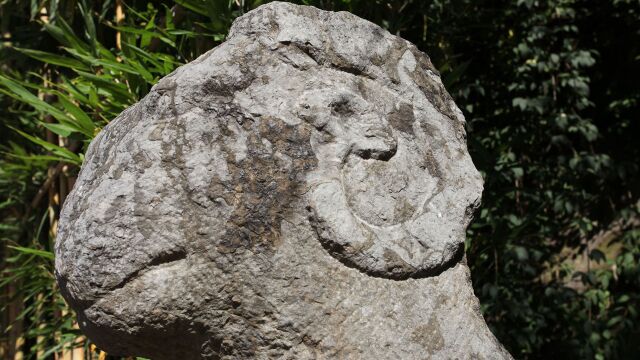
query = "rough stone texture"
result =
(55, 2, 511, 359)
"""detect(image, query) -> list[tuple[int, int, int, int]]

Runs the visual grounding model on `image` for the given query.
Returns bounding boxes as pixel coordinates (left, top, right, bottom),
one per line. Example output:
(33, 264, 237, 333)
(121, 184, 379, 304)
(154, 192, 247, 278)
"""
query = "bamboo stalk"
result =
(40, 78, 58, 360)
(4, 281, 24, 360)
(116, 0, 124, 51)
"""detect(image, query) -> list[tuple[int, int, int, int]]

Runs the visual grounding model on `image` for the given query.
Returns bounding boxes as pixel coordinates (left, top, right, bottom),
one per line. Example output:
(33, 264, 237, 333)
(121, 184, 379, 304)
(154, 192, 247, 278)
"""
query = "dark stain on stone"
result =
(388, 102, 415, 135)
(216, 113, 317, 255)
(279, 40, 377, 81)
(410, 48, 457, 121)
(372, 38, 407, 85)
(355, 78, 372, 101)
(278, 40, 321, 68)
(421, 149, 445, 192)
(411, 315, 445, 355)
(200, 48, 258, 100)
(330, 97, 355, 118)
(111, 165, 123, 180)
(417, 120, 448, 195)
(132, 150, 152, 170)
(393, 197, 416, 223)
(382, 248, 415, 276)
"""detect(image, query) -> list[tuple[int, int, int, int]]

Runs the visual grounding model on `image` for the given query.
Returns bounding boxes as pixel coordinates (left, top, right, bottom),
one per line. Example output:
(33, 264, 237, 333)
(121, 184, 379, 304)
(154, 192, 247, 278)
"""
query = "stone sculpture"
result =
(56, 2, 512, 359)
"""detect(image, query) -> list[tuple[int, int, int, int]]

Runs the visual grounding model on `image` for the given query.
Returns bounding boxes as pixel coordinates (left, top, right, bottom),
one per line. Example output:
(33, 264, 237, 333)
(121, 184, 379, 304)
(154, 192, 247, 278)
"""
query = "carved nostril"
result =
(354, 147, 396, 161)
(353, 127, 398, 161)
(364, 127, 392, 139)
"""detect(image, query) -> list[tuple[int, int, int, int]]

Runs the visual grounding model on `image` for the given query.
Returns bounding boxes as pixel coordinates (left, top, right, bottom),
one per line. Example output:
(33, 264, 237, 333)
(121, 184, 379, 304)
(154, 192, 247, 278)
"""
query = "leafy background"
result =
(0, 0, 638, 359)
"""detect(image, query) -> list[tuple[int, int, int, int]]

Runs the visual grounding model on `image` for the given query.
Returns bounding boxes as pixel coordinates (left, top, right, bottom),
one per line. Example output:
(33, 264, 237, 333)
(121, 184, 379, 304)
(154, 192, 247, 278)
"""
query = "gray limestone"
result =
(55, 2, 512, 359)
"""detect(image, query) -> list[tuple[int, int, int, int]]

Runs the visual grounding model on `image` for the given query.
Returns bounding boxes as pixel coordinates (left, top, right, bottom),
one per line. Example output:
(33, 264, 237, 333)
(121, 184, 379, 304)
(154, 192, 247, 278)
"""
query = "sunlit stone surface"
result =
(56, 2, 511, 359)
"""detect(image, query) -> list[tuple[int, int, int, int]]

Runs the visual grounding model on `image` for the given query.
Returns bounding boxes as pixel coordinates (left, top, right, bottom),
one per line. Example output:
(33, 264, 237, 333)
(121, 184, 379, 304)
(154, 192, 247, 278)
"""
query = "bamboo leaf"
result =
(93, 58, 140, 75)
(0, 75, 72, 123)
(174, 0, 210, 17)
(58, 75, 92, 105)
(40, 122, 76, 137)
(3, 153, 74, 163)
(122, 42, 165, 69)
(0, 223, 20, 231)
(57, 95, 95, 136)
(126, 58, 155, 83)
(112, 25, 176, 47)
(73, 70, 134, 101)
(43, 18, 91, 53)
(15, 48, 91, 71)
(8, 246, 55, 260)
(9, 126, 82, 164)
(78, 0, 98, 56)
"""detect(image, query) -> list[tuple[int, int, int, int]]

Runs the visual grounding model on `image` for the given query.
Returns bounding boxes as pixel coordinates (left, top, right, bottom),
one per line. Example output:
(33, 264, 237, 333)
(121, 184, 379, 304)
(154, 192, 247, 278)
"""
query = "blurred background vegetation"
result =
(0, 0, 638, 359)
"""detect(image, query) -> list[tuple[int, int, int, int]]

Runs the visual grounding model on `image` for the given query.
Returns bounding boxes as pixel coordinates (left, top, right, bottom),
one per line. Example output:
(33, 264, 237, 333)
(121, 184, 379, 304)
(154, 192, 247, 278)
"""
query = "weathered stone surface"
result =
(56, 2, 511, 359)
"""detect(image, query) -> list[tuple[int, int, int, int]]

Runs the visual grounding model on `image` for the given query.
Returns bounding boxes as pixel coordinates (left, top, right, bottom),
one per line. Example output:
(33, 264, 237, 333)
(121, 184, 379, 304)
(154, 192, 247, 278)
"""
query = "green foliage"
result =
(1, 0, 638, 359)
(0, 1, 247, 357)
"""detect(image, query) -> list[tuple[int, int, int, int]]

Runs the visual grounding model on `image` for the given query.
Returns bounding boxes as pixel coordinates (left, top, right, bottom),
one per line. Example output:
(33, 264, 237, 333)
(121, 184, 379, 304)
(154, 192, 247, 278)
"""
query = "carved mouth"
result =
(106, 250, 188, 293)
(57, 248, 188, 312)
